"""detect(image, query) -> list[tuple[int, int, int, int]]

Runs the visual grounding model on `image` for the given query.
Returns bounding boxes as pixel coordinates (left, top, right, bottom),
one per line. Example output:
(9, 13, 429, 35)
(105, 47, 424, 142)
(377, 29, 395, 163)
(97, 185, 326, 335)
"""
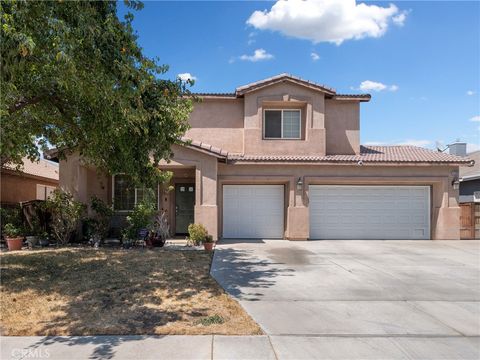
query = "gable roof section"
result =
(228, 146, 473, 166)
(3, 157, 59, 181)
(193, 74, 371, 102)
(235, 73, 336, 96)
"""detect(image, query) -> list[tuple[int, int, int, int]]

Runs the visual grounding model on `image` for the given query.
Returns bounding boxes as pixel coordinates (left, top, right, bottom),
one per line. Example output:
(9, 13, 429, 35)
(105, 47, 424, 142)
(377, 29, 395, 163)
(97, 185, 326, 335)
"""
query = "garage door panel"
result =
(223, 185, 284, 239)
(309, 186, 430, 240)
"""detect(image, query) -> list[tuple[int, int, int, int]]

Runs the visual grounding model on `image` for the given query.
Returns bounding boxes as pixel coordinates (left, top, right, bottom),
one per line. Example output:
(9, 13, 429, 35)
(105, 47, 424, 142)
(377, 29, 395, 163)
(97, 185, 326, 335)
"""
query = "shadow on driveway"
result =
(211, 246, 295, 301)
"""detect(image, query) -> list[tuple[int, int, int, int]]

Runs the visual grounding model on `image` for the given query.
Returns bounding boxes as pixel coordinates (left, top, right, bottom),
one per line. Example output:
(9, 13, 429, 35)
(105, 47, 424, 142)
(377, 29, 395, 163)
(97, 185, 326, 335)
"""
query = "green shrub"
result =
(88, 196, 114, 240)
(45, 190, 86, 245)
(204, 235, 214, 243)
(3, 223, 24, 238)
(188, 223, 208, 245)
(0, 206, 22, 233)
(123, 202, 157, 241)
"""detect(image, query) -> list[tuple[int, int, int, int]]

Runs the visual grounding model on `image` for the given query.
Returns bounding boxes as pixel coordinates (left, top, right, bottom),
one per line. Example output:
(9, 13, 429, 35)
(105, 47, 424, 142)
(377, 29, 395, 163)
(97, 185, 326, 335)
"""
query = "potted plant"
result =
(203, 234, 215, 251)
(187, 223, 208, 246)
(3, 223, 25, 251)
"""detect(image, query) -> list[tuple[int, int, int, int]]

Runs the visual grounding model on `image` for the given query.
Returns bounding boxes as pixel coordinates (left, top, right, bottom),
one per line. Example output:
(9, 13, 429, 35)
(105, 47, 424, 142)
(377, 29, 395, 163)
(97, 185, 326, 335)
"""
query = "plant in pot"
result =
(188, 223, 212, 249)
(203, 234, 215, 251)
(3, 223, 25, 251)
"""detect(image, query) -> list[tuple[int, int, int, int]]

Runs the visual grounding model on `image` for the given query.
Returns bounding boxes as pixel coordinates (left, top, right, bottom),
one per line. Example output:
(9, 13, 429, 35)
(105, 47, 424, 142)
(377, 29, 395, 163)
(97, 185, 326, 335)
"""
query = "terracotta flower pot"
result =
(6, 237, 24, 251)
(203, 242, 214, 251)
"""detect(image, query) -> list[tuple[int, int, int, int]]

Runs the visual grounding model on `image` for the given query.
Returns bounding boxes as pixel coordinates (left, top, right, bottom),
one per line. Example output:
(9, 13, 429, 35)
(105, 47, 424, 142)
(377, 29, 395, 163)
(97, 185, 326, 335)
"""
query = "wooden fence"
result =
(460, 203, 480, 239)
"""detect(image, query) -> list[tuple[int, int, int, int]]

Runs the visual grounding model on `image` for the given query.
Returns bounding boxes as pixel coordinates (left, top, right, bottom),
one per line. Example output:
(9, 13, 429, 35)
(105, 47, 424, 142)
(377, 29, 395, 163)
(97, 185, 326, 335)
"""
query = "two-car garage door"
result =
(222, 184, 430, 240)
(309, 186, 430, 240)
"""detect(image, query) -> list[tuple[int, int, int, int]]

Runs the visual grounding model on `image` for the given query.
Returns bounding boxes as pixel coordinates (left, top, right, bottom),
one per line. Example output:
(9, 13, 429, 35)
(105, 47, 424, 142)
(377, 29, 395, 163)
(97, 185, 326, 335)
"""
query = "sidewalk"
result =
(2, 335, 479, 360)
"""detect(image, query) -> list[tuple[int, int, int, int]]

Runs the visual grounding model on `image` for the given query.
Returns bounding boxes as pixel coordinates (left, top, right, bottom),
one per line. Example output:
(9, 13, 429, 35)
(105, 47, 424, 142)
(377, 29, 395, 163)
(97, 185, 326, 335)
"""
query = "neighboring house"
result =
(459, 150, 480, 203)
(1, 157, 59, 205)
(58, 74, 472, 240)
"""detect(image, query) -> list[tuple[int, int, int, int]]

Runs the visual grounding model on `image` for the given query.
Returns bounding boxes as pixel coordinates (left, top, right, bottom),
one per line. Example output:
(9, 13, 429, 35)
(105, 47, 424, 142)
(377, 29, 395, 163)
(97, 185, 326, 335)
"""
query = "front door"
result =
(175, 183, 195, 234)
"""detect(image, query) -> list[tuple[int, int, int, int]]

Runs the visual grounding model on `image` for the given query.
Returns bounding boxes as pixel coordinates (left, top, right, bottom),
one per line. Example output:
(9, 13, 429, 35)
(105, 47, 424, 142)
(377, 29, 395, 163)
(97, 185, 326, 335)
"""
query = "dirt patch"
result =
(0, 248, 262, 336)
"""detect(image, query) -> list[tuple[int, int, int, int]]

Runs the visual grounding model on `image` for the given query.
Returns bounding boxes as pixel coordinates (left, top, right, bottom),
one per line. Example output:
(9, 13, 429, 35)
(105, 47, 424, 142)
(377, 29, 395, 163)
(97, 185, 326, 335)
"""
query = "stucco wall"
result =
(186, 98, 244, 154)
(243, 82, 327, 156)
(1, 172, 58, 204)
(185, 82, 362, 157)
(325, 100, 360, 155)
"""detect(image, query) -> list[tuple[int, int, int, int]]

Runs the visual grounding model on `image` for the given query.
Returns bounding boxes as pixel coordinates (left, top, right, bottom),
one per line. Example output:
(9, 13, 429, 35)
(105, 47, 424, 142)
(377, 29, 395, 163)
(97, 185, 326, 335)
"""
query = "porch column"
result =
(194, 156, 219, 240)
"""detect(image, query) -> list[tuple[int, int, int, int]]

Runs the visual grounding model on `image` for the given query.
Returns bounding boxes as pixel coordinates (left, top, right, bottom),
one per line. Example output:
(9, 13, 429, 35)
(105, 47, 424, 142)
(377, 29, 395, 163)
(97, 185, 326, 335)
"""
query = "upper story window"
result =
(264, 109, 301, 139)
(112, 174, 158, 211)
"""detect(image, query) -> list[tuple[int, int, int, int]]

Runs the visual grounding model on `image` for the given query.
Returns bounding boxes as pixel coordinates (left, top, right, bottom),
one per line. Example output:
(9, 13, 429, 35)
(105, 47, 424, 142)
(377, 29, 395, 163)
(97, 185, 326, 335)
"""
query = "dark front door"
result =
(175, 183, 195, 234)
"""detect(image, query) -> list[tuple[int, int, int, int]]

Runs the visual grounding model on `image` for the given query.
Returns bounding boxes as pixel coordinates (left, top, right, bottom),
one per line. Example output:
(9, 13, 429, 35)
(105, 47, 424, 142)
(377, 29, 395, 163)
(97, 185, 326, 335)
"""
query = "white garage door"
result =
(309, 186, 430, 240)
(223, 185, 284, 238)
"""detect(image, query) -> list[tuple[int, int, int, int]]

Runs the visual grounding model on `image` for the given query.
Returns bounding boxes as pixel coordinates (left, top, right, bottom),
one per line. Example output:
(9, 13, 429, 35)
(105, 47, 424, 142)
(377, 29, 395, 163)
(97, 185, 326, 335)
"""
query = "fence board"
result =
(460, 203, 479, 239)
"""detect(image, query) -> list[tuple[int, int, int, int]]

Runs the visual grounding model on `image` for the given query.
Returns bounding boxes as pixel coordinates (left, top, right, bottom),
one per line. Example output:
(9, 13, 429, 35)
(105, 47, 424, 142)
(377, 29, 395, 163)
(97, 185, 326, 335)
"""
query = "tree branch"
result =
(9, 95, 45, 114)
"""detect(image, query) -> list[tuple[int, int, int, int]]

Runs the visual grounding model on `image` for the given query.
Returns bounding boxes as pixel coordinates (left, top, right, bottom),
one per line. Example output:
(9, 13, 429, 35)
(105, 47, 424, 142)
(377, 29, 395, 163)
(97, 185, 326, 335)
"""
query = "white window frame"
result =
(263, 109, 302, 140)
(111, 174, 160, 212)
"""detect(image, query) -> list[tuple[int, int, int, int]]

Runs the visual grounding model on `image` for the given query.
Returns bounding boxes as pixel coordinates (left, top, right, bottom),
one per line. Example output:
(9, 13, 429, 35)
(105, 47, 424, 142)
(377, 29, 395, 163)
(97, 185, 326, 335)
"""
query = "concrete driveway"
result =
(211, 240, 480, 359)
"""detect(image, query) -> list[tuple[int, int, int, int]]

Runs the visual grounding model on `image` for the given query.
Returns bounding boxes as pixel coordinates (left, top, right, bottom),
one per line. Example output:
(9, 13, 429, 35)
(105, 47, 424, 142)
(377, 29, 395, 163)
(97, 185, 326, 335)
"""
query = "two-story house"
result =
(58, 74, 472, 240)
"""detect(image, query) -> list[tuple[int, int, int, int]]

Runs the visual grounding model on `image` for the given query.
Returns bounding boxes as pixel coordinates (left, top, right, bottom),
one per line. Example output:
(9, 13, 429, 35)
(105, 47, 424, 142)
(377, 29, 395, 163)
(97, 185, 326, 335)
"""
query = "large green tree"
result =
(1, 0, 193, 185)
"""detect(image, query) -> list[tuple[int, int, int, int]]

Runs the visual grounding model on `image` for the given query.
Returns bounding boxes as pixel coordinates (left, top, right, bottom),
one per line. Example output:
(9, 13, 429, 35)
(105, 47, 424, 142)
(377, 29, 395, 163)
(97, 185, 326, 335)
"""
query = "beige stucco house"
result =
(58, 74, 472, 240)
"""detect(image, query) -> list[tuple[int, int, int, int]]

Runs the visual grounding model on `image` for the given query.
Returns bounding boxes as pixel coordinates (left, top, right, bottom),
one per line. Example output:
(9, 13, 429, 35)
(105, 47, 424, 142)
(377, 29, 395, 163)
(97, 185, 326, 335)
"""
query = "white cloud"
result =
(311, 52, 320, 61)
(247, 0, 407, 45)
(466, 90, 476, 96)
(357, 80, 398, 92)
(392, 11, 407, 26)
(239, 48, 274, 62)
(177, 73, 197, 82)
(470, 115, 480, 122)
(365, 139, 432, 147)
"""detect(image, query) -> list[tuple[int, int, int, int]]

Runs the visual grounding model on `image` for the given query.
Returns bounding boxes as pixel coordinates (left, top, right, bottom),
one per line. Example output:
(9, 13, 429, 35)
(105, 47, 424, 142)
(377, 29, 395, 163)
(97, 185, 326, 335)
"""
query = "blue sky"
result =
(118, 1, 480, 152)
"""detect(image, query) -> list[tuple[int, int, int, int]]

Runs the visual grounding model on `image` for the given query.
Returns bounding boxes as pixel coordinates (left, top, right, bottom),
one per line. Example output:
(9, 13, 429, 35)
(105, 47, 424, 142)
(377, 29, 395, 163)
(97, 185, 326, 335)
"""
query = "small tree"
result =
(46, 190, 85, 245)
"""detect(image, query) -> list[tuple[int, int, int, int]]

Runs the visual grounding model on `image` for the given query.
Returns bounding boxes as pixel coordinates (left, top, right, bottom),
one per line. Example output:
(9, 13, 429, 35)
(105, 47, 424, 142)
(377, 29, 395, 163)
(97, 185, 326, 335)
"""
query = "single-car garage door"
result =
(309, 185, 430, 240)
(223, 185, 284, 238)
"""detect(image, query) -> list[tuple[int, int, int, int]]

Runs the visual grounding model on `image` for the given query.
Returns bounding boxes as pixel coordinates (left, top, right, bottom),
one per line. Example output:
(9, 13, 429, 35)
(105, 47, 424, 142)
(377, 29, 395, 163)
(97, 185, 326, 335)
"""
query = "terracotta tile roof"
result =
(180, 137, 228, 158)
(192, 74, 371, 101)
(3, 157, 59, 180)
(236, 73, 337, 96)
(228, 146, 473, 165)
(333, 94, 372, 101)
(192, 93, 236, 98)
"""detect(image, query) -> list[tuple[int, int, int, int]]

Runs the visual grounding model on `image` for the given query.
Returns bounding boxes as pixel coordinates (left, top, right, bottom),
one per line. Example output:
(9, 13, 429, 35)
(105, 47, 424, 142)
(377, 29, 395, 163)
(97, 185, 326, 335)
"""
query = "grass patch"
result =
(0, 248, 262, 336)
(196, 314, 225, 326)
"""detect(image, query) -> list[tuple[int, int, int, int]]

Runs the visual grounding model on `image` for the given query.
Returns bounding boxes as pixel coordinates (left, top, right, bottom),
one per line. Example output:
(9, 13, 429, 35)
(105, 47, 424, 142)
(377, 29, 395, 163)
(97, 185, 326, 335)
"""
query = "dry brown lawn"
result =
(0, 248, 262, 336)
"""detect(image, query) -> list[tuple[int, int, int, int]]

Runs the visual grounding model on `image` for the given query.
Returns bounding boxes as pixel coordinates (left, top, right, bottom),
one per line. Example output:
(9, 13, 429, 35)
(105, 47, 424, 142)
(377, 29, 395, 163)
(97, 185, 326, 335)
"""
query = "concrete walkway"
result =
(2, 334, 480, 360)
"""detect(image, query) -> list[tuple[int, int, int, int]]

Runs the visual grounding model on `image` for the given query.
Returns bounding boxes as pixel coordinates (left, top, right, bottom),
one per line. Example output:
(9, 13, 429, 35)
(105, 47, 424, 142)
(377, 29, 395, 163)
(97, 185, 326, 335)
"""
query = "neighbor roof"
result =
(460, 150, 480, 179)
(3, 157, 59, 181)
(193, 74, 371, 101)
(228, 146, 473, 165)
